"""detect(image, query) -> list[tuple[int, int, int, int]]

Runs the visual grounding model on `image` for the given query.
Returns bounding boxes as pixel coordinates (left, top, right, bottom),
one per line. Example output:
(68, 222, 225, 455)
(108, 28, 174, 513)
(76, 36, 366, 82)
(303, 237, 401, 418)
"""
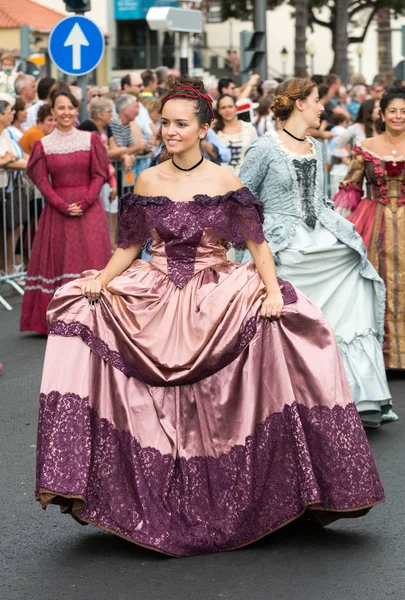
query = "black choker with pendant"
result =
(172, 156, 204, 176)
(283, 128, 306, 142)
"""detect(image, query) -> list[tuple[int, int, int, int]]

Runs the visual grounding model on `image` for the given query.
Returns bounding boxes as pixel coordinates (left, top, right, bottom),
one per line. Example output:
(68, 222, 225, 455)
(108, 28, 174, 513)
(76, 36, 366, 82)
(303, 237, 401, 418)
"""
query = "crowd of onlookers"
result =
(0, 46, 402, 272)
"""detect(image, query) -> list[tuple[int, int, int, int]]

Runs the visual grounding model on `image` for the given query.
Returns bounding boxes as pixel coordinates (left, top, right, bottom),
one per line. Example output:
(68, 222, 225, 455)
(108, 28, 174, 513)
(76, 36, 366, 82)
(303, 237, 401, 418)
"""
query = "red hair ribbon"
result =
(163, 83, 215, 121)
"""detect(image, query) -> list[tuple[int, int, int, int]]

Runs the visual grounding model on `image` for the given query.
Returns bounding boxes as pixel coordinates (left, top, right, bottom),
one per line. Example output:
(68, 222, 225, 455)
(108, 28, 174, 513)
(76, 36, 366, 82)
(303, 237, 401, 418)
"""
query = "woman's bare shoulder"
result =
(133, 163, 170, 195)
(204, 161, 244, 194)
(361, 135, 384, 152)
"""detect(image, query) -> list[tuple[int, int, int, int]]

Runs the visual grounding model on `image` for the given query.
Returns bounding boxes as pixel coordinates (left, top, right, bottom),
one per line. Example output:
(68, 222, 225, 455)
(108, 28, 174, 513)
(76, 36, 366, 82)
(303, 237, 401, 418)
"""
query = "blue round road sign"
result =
(49, 16, 104, 76)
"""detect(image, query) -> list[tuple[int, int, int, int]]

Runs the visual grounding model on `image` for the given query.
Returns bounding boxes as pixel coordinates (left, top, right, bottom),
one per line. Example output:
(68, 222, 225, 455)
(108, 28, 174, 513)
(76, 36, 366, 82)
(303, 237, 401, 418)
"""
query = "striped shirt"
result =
(110, 114, 134, 147)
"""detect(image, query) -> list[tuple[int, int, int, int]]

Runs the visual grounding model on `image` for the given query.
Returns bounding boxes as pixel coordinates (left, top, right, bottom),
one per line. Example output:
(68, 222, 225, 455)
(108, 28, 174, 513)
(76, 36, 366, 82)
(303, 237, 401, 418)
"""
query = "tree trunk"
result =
(330, 0, 349, 84)
(377, 8, 394, 83)
(293, 0, 308, 77)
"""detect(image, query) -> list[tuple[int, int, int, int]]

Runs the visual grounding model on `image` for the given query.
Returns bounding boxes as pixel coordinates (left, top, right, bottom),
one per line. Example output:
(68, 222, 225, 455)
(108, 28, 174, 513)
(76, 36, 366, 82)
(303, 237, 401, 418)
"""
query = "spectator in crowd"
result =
(142, 97, 160, 127)
(190, 34, 203, 68)
(324, 73, 350, 122)
(347, 84, 367, 121)
(254, 96, 274, 136)
(218, 74, 261, 101)
(214, 93, 257, 174)
(19, 104, 56, 154)
(0, 99, 28, 275)
(121, 72, 144, 95)
(350, 73, 367, 87)
(70, 85, 84, 107)
(370, 81, 385, 100)
(20, 89, 111, 334)
(372, 73, 386, 88)
(110, 94, 147, 171)
(218, 77, 237, 96)
(79, 97, 118, 249)
(78, 96, 113, 137)
(141, 70, 158, 97)
(25, 77, 55, 130)
(15, 75, 36, 114)
(87, 86, 103, 102)
(329, 113, 350, 163)
(0, 53, 20, 96)
(7, 97, 27, 143)
(121, 72, 155, 137)
(155, 66, 169, 97)
(311, 74, 325, 86)
(261, 79, 278, 97)
(338, 98, 381, 148)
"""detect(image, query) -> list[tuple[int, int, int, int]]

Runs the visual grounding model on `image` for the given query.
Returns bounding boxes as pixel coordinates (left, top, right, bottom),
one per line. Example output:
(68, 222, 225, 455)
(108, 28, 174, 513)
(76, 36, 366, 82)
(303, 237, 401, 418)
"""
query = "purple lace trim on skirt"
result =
(36, 392, 384, 557)
(47, 277, 298, 387)
(47, 317, 258, 387)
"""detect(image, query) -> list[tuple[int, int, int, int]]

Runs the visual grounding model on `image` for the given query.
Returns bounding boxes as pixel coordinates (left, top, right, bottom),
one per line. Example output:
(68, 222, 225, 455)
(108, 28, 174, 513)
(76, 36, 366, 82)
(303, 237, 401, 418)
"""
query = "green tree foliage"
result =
(308, 0, 404, 45)
(217, 0, 404, 39)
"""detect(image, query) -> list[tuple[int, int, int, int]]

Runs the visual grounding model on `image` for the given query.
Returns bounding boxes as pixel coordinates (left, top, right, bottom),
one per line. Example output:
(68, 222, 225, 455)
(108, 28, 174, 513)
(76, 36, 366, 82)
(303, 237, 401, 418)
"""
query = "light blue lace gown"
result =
(238, 131, 392, 427)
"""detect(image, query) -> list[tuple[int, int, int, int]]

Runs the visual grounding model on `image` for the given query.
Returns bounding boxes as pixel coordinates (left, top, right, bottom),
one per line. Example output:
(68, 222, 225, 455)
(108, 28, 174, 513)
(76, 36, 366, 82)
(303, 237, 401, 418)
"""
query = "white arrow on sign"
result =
(64, 23, 89, 70)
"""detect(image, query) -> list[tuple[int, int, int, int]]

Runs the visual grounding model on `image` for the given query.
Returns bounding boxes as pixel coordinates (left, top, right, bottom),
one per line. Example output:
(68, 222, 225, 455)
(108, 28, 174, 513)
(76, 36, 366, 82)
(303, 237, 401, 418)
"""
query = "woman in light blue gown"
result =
(238, 78, 395, 428)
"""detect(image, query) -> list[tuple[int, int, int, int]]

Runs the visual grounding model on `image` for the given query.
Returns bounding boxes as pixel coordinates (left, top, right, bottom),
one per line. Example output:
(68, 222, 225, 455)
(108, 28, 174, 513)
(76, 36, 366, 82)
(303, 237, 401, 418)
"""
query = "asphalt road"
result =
(1, 290, 405, 600)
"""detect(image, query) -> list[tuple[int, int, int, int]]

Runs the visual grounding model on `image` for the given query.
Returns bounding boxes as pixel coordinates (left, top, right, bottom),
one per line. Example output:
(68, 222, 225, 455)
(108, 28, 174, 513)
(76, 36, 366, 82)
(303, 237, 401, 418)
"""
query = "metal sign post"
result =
(253, 0, 268, 81)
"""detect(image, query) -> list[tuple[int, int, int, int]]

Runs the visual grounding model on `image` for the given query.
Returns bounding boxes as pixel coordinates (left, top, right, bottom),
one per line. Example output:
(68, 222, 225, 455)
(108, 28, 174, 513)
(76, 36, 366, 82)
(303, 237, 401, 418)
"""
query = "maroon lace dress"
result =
(36, 187, 384, 556)
(20, 128, 112, 335)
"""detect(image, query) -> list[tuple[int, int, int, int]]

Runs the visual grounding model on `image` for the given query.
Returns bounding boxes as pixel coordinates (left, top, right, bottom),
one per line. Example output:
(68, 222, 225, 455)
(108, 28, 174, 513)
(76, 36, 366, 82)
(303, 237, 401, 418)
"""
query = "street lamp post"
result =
(280, 47, 288, 79)
(356, 44, 363, 73)
(306, 42, 316, 76)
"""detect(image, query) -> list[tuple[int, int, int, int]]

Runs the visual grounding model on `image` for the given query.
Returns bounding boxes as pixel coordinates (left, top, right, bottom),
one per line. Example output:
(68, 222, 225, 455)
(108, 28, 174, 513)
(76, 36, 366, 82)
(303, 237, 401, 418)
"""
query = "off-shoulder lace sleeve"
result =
(223, 187, 266, 249)
(117, 193, 149, 249)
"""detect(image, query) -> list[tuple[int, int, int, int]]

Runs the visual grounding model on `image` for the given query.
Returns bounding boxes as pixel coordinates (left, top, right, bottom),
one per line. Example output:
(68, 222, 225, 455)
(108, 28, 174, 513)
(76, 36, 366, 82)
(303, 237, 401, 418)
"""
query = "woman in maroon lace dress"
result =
(36, 77, 384, 557)
(20, 90, 111, 334)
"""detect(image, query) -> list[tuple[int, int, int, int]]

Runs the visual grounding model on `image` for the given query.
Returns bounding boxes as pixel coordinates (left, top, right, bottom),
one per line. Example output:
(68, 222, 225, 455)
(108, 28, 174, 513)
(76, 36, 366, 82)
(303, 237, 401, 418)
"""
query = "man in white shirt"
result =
(121, 71, 154, 137)
(23, 76, 55, 131)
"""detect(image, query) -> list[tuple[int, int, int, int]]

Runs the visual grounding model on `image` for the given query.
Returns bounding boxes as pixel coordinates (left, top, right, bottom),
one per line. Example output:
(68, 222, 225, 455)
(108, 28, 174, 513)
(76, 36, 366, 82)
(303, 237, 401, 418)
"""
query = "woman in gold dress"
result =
(334, 84, 405, 370)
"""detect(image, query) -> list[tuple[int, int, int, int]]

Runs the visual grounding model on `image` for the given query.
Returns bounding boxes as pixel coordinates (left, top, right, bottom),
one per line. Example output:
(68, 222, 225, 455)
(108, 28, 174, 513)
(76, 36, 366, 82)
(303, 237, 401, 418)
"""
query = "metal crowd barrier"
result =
(0, 169, 44, 310)
(0, 156, 153, 311)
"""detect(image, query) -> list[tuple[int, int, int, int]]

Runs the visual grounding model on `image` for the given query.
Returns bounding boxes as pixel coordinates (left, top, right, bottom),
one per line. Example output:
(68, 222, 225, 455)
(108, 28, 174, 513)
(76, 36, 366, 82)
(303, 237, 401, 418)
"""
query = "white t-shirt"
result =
(24, 99, 46, 130)
(217, 121, 258, 175)
(136, 103, 153, 136)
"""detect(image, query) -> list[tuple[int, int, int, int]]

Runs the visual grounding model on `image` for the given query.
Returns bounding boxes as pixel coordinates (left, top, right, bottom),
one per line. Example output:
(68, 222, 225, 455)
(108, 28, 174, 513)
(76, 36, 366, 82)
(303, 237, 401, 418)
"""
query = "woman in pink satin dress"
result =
(36, 76, 384, 557)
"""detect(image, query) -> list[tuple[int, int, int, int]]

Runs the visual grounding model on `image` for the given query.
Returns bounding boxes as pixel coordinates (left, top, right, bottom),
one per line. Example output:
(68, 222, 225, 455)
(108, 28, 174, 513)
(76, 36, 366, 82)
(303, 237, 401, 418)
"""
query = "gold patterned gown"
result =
(333, 143, 405, 368)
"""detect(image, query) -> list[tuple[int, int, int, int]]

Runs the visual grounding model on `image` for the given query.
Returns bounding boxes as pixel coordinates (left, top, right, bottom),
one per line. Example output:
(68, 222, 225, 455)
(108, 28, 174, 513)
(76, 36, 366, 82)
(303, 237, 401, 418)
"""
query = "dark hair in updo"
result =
(51, 89, 79, 109)
(271, 78, 317, 121)
(160, 75, 212, 127)
(380, 83, 405, 114)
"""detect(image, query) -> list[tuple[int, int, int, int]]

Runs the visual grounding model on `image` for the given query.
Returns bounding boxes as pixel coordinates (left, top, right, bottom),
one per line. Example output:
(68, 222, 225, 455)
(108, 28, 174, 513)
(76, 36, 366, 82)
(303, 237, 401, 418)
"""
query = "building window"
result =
(206, 0, 223, 23)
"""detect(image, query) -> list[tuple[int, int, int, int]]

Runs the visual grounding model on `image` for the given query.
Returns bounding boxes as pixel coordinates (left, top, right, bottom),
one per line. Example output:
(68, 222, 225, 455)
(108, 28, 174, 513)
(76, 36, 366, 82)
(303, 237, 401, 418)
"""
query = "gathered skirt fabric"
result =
(276, 221, 391, 419)
(36, 259, 384, 556)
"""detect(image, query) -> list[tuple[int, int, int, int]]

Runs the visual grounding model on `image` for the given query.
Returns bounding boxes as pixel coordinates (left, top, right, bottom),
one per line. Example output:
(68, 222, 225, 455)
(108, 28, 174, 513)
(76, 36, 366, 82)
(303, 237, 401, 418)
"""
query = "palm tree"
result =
(330, 0, 349, 83)
(377, 7, 394, 82)
(293, 0, 309, 77)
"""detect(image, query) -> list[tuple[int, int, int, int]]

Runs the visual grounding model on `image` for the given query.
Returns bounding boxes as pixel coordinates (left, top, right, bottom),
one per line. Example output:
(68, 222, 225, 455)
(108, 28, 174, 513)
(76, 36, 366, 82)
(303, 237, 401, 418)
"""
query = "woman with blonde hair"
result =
(238, 78, 394, 428)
